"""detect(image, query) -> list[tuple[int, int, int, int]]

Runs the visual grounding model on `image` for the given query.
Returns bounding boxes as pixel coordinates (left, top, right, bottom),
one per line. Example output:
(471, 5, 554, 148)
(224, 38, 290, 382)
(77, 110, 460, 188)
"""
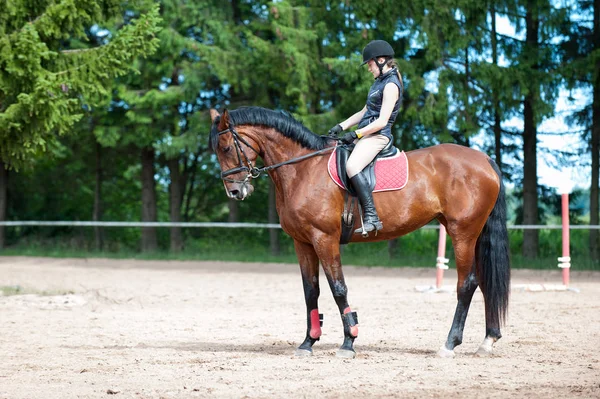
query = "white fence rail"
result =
(0, 221, 282, 228)
(0, 221, 599, 229)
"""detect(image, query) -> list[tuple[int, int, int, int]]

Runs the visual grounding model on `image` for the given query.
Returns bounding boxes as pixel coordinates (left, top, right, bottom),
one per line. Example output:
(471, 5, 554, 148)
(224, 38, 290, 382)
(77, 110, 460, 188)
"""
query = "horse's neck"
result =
(256, 128, 307, 165)
(267, 157, 320, 208)
(259, 130, 320, 198)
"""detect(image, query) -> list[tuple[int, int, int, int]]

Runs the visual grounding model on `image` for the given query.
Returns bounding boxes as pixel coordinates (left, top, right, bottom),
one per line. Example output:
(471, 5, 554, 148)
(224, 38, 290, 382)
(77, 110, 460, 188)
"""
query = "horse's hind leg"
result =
(438, 238, 478, 358)
(475, 274, 504, 357)
(293, 240, 322, 356)
(475, 299, 502, 357)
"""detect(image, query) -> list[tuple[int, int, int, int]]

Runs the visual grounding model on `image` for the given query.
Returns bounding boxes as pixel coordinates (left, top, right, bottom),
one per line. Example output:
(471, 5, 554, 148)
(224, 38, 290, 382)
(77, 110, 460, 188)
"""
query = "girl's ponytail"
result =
(386, 58, 404, 94)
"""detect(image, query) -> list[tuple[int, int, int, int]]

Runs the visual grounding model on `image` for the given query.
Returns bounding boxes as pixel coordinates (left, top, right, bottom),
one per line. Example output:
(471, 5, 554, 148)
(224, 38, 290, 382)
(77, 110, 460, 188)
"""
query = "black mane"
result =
(210, 107, 330, 152)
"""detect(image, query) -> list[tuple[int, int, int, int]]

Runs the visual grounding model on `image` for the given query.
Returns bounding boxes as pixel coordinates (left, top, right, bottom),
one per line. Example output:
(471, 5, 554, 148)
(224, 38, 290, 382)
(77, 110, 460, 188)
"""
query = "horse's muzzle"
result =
(227, 182, 254, 200)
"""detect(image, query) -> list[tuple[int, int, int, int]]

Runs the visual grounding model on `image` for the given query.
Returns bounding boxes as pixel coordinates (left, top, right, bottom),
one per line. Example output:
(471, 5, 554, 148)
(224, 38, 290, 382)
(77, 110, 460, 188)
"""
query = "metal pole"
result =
(558, 193, 571, 286)
(436, 224, 449, 289)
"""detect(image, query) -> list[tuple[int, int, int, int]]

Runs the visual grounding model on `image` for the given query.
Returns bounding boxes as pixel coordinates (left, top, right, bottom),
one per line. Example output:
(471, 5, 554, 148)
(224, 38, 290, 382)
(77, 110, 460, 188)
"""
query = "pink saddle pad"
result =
(327, 148, 409, 192)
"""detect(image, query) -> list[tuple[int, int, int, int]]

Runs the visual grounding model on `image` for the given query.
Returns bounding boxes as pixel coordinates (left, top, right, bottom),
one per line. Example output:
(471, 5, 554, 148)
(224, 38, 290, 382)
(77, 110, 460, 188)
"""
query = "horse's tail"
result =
(476, 159, 511, 326)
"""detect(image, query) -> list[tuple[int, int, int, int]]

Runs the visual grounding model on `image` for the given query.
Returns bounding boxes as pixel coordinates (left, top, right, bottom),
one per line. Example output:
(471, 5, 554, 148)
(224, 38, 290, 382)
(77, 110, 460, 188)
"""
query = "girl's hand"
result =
(328, 124, 343, 137)
(340, 131, 358, 144)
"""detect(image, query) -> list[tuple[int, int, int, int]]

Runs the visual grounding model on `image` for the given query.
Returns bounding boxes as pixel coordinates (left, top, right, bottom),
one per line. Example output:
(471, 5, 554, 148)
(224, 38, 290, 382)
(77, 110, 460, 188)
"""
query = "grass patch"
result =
(0, 285, 74, 297)
(1, 227, 598, 271)
(1, 244, 598, 271)
(0, 285, 24, 296)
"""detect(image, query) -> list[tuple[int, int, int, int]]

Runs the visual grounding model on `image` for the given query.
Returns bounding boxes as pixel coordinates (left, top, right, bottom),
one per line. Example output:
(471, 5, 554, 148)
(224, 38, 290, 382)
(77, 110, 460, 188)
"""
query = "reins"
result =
(218, 125, 336, 183)
(257, 146, 335, 173)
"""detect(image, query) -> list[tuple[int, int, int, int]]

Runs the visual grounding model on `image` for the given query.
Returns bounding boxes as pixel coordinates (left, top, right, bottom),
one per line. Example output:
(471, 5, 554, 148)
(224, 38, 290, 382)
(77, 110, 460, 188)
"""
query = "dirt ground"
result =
(0, 256, 599, 399)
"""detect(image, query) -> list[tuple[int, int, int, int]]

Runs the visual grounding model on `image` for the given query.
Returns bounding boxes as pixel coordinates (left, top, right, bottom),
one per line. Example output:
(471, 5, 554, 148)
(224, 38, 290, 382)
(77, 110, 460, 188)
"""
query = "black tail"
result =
(476, 159, 511, 326)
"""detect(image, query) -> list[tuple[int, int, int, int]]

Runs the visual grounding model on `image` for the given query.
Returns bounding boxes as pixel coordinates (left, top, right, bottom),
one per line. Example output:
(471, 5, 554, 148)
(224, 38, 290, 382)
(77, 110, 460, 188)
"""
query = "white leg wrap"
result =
(438, 345, 455, 358)
(475, 337, 495, 356)
(294, 348, 313, 357)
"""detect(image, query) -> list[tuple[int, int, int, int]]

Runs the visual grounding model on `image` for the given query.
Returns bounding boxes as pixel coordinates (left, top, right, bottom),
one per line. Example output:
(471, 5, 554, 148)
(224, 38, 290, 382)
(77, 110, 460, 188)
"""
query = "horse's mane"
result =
(210, 107, 330, 152)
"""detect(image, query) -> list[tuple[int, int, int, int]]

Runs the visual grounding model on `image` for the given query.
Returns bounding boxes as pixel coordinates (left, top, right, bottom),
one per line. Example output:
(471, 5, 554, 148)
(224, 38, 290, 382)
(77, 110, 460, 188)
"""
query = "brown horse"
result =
(209, 106, 510, 359)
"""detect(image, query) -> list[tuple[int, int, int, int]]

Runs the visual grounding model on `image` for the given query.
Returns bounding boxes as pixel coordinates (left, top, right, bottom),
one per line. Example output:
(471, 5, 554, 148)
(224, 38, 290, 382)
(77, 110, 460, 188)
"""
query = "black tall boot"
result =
(350, 174, 383, 234)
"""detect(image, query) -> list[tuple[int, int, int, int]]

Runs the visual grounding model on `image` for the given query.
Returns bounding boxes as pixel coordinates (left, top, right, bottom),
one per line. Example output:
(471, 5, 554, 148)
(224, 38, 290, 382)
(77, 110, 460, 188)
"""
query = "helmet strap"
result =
(375, 57, 390, 78)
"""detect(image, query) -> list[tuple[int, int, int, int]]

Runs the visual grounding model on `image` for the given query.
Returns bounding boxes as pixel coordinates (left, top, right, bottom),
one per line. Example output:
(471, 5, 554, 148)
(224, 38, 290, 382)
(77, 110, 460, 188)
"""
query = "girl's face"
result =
(367, 57, 387, 78)
(367, 59, 379, 78)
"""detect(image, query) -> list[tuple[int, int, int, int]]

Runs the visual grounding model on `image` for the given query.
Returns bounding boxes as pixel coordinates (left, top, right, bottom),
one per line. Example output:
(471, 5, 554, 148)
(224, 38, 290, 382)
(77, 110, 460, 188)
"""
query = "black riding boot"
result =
(350, 174, 383, 234)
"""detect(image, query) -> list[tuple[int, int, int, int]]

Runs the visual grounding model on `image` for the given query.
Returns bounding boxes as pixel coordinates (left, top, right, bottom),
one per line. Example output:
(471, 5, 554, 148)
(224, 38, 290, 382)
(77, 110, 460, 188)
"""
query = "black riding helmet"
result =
(361, 40, 394, 77)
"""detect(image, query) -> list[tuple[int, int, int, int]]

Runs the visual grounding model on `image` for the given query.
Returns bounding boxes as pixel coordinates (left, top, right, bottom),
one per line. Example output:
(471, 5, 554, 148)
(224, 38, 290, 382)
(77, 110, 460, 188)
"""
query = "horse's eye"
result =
(223, 145, 232, 153)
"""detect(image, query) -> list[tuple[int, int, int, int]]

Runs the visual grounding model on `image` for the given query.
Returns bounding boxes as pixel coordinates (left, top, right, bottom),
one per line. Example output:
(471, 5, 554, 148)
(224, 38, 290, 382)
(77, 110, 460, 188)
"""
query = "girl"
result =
(329, 40, 403, 234)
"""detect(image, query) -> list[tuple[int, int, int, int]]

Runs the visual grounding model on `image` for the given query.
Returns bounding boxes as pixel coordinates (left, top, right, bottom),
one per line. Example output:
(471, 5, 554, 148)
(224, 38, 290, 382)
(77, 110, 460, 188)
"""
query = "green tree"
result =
(562, 0, 600, 260)
(0, 0, 161, 168)
(0, 161, 6, 248)
(593, 0, 600, 260)
(0, 0, 160, 248)
(472, 1, 524, 176)
(505, 0, 569, 257)
(90, 0, 261, 252)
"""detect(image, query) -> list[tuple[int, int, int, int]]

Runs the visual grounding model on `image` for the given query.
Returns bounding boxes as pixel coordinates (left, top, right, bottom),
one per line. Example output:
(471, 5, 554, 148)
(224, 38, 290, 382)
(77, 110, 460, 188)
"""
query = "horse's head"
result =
(209, 108, 258, 200)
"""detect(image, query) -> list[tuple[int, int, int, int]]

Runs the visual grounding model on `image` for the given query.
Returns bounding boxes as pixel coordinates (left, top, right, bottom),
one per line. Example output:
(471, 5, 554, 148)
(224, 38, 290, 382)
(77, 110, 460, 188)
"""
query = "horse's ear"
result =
(218, 109, 230, 131)
(209, 108, 220, 122)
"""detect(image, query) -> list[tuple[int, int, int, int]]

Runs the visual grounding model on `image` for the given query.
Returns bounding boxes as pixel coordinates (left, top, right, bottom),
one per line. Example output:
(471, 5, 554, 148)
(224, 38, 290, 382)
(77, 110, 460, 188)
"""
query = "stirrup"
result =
(354, 220, 383, 237)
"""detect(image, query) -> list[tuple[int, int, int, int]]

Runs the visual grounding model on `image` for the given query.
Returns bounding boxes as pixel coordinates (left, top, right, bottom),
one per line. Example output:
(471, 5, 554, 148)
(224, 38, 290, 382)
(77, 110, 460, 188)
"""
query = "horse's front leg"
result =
(293, 240, 322, 356)
(314, 240, 358, 359)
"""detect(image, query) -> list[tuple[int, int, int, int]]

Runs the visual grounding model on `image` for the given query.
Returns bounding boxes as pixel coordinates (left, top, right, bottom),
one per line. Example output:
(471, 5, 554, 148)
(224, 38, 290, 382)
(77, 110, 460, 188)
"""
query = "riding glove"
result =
(328, 124, 343, 137)
(340, 131, 358, 144)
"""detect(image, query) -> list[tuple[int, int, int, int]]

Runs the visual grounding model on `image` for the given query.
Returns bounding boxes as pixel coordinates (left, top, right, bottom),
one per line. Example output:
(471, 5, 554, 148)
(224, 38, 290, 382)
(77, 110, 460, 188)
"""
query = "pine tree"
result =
(91, 0, 264, 251)
(468, 0, 523, 176)
(593, 0, 600, 260)
(562, 0, 600, 260)
(522, 0, 543, 258)
(499, 0, 569, 257)
(0, 160, 6, 248)
(0, 0, 161, 168)
(0, 0, 160, 248)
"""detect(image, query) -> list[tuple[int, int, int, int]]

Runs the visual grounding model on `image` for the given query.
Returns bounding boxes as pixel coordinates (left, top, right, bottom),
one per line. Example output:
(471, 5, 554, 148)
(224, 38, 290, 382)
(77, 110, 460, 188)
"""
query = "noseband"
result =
(217, 123, 335, 184)
(218, 125, 261, 184)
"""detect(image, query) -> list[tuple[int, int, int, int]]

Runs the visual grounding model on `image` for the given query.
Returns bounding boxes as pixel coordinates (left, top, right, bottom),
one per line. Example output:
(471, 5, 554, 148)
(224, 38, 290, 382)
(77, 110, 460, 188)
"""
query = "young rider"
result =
(328, 40, 403, 235)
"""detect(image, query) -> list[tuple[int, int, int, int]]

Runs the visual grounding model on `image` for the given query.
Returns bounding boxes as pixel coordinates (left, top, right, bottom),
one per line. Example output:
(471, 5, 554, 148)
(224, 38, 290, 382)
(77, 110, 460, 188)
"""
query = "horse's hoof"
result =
(336, 349, 356, 359)
(294, 348, 313, 357)
(438, 345, 455, 358)
(474, 346, 493, 357)
(474, 337, 494, 357)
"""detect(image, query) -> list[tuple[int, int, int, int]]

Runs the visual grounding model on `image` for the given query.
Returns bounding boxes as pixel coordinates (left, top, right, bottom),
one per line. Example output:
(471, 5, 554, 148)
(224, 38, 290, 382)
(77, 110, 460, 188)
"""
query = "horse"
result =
(209, 106, 510, 359)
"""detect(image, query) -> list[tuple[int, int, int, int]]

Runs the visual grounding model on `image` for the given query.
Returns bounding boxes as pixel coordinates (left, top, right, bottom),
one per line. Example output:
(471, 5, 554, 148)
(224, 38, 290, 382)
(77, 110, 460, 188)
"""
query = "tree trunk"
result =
(491, 5, 502, 171)
(231, 0, 242, 24)
(228, 199, 239, 222)
(141, 147, 158, 252)
(93, 142, 104, 251)
(183, 152, 200, 222)
(388, 238, 399, 259)
(268, 180, 280, 256)
(522, 4, 539, 258)
(168, 157, 184, 252)
(590, 0, 600, 260)
(0, 160, 7, 249)
(494, 109, 502, 170)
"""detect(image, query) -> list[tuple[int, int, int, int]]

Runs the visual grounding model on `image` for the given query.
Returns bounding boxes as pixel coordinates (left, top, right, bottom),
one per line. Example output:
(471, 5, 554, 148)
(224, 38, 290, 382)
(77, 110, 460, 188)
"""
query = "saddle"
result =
(334, 140, 398, 196)
(328, 140, 408, 244)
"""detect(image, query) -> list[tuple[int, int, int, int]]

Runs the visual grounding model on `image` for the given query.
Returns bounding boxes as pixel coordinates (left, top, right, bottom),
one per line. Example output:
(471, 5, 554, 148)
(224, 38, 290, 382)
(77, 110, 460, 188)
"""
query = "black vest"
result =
(358, 68, 402, 139)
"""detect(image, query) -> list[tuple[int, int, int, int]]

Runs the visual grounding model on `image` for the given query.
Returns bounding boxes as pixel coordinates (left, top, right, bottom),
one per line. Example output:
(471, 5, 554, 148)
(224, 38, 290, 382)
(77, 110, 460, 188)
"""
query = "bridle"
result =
(217, 125, 262, 184)
(217, 124, 336, 184)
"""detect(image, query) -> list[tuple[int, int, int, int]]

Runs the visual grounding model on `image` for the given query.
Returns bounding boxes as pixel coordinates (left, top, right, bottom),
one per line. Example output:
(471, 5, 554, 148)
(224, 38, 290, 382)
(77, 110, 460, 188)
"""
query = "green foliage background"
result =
(1, 0, 599, 270)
